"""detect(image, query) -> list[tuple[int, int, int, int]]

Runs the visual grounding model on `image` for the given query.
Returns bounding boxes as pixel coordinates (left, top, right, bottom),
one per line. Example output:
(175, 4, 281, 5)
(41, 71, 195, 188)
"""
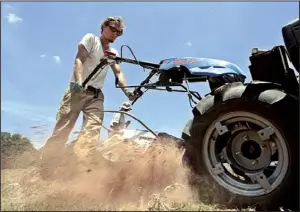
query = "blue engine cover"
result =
(159, 57, 246, 78)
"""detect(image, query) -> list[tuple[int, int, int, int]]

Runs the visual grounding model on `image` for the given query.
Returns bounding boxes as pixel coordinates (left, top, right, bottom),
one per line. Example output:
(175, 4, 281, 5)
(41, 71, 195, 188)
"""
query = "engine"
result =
(248, 18, 299, 95)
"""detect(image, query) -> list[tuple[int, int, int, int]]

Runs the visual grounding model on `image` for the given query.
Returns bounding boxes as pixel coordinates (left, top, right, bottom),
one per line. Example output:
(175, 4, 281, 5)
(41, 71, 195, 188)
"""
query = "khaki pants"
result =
(40, 84, 104, 168)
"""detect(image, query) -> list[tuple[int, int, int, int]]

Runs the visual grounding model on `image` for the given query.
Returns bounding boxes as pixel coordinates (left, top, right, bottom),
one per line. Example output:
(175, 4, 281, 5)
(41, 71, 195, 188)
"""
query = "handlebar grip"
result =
(104, 50, 117, 56)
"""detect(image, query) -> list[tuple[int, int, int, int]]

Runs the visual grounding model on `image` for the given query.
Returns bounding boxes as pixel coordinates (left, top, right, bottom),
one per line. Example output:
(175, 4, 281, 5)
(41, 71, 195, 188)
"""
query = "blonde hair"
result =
(100, 16, 125, 33)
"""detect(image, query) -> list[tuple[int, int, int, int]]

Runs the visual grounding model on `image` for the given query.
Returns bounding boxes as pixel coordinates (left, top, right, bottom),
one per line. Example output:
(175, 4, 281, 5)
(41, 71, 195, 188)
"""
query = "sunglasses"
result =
(108, 25, 123, 36)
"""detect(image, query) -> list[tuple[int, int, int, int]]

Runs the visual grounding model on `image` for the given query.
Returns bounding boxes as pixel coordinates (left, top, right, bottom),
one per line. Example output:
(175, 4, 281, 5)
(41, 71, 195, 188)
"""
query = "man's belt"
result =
(86, 85, 101, 98)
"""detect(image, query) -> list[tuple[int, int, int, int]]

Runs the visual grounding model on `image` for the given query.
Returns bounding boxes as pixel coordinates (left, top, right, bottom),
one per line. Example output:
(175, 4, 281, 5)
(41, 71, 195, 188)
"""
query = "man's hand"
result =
(123, 89, 136, 101)
(127, 92, 136, 101)
(71, 81, 84, 93)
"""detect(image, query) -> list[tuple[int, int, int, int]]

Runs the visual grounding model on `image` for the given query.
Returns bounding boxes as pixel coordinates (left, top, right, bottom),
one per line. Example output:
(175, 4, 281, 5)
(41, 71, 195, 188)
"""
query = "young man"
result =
(39, 16, 135, 176)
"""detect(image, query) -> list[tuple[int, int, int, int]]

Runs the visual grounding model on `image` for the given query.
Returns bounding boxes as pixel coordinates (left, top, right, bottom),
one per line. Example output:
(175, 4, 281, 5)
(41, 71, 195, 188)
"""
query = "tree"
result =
(1, 132, 35, 153)
(1, 132, 39, 169)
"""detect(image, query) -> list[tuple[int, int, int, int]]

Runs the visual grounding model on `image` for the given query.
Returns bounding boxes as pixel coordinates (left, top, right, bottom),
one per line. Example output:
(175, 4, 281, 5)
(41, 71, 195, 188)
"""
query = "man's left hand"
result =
(127, 91, 136, 101)
(71, 81, 84, 93)
(124, 89, 136, 101)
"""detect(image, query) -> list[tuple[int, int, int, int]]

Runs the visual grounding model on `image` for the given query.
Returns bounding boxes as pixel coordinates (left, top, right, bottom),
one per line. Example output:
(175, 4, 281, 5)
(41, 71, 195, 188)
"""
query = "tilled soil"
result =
(1, 139, 203, 211)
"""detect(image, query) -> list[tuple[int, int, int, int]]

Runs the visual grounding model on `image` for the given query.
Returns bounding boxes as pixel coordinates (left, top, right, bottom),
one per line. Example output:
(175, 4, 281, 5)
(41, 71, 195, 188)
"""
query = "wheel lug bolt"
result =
(243, 135, 249, 141)
(235, 151, 241, 155)
(252, 160, 258, 165)
(261, 144, 267, 149)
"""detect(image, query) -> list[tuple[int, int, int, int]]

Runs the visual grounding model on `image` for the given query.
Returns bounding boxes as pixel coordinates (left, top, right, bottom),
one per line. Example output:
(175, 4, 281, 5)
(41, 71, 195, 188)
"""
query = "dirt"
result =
(1, 138, 204, 211)
(1, 149, 39, 170)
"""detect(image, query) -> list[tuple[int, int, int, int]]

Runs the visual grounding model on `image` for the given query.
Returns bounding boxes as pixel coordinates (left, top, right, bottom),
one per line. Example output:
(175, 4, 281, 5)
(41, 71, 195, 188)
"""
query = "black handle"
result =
(82, 60, 109, 88)
(131, 70, 158, 105)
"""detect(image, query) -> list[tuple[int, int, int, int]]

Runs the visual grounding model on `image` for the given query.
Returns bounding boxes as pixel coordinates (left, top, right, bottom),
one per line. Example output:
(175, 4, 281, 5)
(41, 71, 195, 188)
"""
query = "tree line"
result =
(1, 132, 40, 169)
(1, 132, 36, 153)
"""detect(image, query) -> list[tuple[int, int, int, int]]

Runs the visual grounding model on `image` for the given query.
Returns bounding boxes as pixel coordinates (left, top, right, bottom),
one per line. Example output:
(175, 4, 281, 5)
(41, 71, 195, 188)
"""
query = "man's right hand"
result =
(71, 81, 84, 93)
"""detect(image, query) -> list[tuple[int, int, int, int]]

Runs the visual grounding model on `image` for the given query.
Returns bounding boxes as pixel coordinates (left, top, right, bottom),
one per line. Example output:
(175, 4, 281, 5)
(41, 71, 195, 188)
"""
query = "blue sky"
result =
(1, 2, 299, 148)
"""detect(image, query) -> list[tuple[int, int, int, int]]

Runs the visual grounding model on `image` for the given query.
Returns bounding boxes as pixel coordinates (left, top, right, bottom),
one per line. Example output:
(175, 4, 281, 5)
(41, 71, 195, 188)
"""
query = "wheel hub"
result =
(229, 130, 272, 171)
(202, 111, 289, 197)
(241, 140, 262, 160)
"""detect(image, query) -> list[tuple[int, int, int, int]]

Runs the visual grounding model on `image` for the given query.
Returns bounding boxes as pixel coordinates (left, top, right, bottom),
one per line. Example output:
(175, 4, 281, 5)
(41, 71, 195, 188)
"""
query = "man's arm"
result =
(111, 63, 128, 90)
(111, 63, 132, 94)
(73, 44, 90, 83)
(111, 63, 136, 100)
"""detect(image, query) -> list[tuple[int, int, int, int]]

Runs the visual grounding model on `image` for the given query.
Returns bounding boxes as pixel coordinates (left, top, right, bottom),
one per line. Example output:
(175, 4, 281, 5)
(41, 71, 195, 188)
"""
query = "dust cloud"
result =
(7, 138, 200, 211)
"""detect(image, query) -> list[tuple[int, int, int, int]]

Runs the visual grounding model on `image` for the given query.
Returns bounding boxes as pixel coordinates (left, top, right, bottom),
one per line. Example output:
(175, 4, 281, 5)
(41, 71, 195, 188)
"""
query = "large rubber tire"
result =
(182, 118, 192, 142)
(183, 82, 299, 210)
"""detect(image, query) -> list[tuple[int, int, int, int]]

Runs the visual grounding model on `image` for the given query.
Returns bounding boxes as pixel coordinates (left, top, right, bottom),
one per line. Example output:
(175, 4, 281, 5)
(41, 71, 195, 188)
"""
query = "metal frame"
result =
(102, 110, 158, 137)
(82, 49, 245, 108)
(82, 53, 203, 107)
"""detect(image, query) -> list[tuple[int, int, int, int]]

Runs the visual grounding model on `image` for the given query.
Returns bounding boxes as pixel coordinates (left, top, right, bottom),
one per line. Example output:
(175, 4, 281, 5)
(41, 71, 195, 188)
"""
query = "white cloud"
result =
(53, 56, 61, 64)
(185, 41, 192, 47)
(6, 13, 23, 24)
(40, 53, 47, 58)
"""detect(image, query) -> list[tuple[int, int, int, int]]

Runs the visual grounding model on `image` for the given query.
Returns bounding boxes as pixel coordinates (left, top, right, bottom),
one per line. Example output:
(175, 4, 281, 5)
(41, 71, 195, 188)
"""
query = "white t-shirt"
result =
(70, 33, 119, 89)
